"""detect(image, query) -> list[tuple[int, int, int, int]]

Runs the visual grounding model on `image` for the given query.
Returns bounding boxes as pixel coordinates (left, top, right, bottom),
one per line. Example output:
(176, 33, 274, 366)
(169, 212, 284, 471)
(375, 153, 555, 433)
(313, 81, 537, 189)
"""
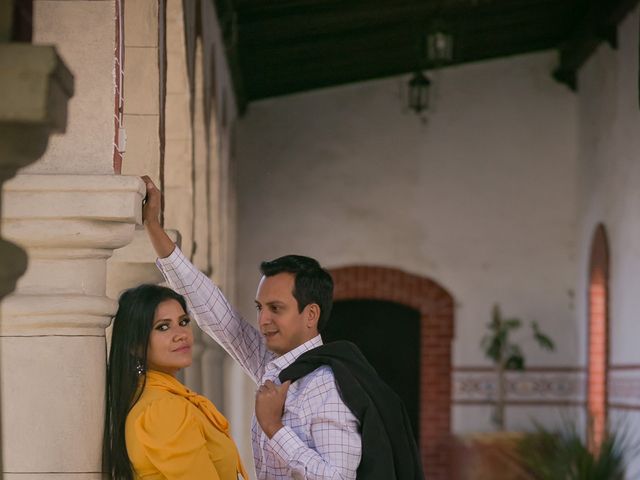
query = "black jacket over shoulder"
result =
(279, 340, 424, 480)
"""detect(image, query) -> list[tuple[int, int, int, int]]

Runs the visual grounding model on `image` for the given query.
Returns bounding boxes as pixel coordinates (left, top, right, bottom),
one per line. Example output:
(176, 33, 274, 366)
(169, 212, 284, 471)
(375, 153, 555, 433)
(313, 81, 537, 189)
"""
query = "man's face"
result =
(255, 272, 318, 355)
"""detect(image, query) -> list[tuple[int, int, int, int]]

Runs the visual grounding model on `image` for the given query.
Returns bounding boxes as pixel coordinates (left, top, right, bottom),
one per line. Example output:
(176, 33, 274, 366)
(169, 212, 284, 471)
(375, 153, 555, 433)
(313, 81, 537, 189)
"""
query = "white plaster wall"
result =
(575, 7, 640, 368)
(235, 51, 579, 375)
(575, 7, 640, 476)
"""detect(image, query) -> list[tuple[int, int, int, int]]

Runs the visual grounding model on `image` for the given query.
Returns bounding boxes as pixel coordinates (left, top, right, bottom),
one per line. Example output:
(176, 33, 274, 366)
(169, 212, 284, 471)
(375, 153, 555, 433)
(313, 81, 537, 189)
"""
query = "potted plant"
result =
(480, 304, 555, 430)
(452, 306, 557, 479)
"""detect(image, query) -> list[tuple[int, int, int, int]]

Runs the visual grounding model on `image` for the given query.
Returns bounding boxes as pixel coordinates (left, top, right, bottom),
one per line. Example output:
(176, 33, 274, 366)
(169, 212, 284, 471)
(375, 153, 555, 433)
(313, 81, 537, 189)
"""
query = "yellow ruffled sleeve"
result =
(131, 396, 221, 480)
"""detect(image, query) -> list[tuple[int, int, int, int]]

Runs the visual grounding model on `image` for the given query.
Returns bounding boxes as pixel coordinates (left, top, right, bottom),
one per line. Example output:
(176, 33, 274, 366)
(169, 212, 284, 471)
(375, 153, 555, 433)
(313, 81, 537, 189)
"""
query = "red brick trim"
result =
(330, 265, 455, 480)
(587, 223, 610, 451)
(113, 0, 124, 174)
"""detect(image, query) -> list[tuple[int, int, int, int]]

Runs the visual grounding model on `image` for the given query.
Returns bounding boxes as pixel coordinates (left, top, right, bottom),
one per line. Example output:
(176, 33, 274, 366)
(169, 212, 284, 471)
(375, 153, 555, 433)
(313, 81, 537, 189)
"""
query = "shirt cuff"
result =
(155, 245, 184, 270)
(266, 425, 306, 467)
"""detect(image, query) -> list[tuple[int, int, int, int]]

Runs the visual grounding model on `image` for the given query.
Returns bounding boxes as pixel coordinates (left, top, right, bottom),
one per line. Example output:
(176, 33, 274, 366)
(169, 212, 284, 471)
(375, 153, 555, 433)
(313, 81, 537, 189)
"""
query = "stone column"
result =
(0, 42, 72, 302)
(1, 175, 144, 480)
(0, 1, 146, 478)
(165, 0, 195, 260)
(0, 29, 74, 477)
(201, 336, 226, 409)
(107, 229, 182, 300)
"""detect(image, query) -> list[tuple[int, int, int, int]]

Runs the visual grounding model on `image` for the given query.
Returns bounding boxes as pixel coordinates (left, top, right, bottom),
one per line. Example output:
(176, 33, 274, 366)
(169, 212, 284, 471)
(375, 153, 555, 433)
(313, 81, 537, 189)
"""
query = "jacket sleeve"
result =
(132, 397, 222, 480)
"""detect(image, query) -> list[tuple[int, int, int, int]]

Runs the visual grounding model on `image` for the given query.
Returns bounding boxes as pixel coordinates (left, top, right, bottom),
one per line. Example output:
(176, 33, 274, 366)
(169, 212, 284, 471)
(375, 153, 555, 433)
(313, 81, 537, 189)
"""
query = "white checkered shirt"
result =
(157, 247, 362, 480)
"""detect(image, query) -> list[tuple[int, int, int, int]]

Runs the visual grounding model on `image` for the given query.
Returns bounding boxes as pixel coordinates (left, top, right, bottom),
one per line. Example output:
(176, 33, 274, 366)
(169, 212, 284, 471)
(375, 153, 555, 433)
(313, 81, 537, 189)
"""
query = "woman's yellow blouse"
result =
(125, 372, 242, 480)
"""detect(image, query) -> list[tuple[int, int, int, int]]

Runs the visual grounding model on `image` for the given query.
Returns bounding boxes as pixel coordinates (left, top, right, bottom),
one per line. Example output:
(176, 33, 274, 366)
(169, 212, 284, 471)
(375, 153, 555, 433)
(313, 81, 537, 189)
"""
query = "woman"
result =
(104, 284, 248, 480)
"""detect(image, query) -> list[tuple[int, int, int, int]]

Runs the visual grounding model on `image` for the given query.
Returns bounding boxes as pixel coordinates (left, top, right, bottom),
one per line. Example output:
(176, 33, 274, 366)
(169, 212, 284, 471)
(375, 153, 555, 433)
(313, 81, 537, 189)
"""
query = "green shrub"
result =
(518, 421, 632, 480)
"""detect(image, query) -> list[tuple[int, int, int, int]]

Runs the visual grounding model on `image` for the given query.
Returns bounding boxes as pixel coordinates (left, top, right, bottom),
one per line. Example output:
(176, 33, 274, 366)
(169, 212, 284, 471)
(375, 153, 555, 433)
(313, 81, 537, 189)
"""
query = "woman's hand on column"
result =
(141, 175, 175, 259)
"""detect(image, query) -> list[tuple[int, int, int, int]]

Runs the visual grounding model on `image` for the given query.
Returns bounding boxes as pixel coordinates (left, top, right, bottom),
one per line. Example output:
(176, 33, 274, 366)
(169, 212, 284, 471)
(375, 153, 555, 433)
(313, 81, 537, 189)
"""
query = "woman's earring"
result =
(135, 358, 145, 376)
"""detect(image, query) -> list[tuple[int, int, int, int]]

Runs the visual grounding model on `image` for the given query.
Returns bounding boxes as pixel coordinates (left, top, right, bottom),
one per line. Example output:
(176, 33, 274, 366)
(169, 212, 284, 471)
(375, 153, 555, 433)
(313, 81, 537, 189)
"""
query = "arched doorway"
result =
(330, 265, 455, 480)
(587, 224, 609, 451)
(324, 299, 421, 441)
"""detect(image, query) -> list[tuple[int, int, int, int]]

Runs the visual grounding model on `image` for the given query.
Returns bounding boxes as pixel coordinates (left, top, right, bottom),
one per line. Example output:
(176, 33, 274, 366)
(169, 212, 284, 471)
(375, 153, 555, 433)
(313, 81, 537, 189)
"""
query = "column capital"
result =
(0, 44, 73, 302)
(1, 174, 145, 335)
(3, 174, 145, 253)
(1, 294, 116, 336)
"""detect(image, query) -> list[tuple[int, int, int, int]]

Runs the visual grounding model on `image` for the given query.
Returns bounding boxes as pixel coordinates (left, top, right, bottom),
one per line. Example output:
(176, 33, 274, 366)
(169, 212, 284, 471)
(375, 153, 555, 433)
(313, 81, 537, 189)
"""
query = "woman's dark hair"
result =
(103, 284, 188, 479)
(260, 255, 334, 332)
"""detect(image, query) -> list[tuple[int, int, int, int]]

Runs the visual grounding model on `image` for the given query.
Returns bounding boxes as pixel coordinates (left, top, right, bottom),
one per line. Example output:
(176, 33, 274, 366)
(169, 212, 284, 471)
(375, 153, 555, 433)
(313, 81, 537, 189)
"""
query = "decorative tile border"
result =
(453, 365, 640, 410)
(453, 367, 585, 405)
(609, 365, 640, 410)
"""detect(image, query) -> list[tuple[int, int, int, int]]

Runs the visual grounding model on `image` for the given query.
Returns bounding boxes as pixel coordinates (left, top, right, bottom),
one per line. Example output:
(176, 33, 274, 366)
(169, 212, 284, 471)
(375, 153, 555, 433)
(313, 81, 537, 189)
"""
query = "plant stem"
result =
(496, 359, 506, 430)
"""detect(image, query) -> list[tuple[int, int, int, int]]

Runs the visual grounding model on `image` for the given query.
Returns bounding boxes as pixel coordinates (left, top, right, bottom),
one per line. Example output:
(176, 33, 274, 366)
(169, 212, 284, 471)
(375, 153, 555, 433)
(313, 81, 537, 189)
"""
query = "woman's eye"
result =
(179, 317, 191, 326)
(255, 304, 262, 311)
(156, 323, 169, 331)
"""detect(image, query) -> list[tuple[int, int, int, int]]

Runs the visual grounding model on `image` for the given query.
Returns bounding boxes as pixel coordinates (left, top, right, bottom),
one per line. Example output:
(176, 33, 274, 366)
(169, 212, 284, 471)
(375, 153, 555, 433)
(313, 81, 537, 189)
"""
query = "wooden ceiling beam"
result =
(236, 0, 572, 47)
(244, 56, 416, 100)
(214, 0, 596, 105)
(243, 38, 562, 101)
(233, 0, 566, 17)
(238, 16, 562, 70)
(242, 30, 561, 100)
(553, 0, 640, 90)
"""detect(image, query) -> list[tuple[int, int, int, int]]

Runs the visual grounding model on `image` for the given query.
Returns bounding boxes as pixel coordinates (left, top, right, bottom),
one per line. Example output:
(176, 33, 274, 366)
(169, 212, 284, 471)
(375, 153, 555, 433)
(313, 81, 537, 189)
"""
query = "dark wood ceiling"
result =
(214, 0, 638, 107)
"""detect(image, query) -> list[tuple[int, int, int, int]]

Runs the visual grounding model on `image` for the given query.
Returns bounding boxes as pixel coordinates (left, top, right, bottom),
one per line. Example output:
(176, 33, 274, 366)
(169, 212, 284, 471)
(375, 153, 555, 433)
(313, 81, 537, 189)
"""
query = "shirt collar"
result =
(265, 335, 323, 374)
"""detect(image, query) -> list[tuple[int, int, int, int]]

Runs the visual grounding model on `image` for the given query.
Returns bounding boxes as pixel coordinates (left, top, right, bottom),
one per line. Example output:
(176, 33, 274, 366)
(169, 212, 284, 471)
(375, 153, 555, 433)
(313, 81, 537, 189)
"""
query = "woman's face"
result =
(146, 299, 193, 376)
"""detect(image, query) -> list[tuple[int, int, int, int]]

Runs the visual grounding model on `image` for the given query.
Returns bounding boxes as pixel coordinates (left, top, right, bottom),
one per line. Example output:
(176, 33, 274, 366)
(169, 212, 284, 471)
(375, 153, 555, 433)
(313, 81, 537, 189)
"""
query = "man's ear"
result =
(305, 303, 320, 330)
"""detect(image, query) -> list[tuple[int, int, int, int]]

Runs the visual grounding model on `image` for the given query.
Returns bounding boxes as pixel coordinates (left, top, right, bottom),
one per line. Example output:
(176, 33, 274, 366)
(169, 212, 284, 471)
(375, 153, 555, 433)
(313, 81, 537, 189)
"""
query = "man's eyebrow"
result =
(255, 300, 285, 306)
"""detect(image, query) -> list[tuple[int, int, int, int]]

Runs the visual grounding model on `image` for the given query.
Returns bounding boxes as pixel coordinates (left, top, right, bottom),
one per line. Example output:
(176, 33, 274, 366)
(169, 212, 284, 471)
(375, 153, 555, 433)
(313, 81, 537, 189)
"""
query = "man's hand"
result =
(141, 175, 161, 226)
(255, 380, 291, 438)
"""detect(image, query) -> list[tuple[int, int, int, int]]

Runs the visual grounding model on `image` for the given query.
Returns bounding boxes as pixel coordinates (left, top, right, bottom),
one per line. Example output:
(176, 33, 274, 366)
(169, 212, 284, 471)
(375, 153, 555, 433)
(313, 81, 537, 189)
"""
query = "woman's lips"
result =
(173, 345, 191, 353)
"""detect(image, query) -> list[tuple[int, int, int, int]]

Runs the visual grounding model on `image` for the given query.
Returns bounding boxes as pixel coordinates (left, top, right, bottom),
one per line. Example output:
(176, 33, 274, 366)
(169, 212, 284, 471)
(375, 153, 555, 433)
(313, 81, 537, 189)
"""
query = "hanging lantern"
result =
(427, 31, 454, 65)
(408, 71, 431, 113)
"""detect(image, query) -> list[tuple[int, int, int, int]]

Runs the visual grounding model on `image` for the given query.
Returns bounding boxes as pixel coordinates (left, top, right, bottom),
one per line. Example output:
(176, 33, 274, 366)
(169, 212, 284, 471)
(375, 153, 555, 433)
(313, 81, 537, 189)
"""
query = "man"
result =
(142, 177, 361, 479)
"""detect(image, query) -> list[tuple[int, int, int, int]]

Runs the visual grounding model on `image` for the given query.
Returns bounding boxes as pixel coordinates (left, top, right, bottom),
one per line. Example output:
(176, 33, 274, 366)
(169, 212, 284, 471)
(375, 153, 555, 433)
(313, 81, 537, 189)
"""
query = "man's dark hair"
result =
(260, 255, 334, 332)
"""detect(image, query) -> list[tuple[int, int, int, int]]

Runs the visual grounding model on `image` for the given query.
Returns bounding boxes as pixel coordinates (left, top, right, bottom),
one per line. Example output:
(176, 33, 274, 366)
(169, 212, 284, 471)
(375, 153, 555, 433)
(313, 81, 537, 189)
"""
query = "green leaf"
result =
(505, 352, 524, 370)
(504, 318, 522, 330)
(532, 321, 556, 351)
(481, 335, 502, 362)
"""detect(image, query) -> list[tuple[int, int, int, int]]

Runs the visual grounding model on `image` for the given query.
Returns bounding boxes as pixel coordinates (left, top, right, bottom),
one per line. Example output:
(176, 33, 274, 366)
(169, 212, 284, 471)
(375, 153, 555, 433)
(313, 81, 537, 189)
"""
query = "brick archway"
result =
(330, 265, 455, 480)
